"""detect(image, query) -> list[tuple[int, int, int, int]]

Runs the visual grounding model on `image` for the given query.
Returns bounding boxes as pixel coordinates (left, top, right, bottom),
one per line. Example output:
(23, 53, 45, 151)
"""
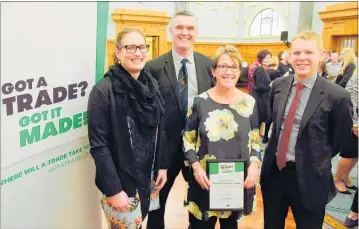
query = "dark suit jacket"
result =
(146, 51, 213, 166)
(260, 74, 353, 210)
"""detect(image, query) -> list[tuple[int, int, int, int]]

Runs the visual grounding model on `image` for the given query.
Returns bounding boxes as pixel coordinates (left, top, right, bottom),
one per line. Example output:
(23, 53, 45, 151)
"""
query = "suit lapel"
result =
(164, 51, 183, 114)
(297, 76, 325, 139)
(275, 75, 294, 135)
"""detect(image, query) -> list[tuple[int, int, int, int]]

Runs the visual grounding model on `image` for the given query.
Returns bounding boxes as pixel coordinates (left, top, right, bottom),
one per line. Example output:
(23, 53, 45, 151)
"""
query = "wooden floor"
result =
(140, 174, 296, 229)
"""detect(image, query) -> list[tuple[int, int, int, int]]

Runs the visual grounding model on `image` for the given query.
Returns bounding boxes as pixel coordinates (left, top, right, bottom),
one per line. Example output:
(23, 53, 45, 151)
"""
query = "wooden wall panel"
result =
(167, 41, 288, 65)
(318, 2, 358, 51)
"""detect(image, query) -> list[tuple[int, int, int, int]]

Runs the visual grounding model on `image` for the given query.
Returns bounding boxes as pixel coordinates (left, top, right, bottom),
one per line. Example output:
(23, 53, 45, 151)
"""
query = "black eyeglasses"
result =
(118, 44, 150, 54)
(217, 64, 240, 72)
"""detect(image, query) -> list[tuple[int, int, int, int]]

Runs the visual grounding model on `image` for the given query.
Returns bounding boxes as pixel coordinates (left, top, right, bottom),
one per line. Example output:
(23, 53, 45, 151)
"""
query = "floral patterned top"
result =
(182, 91, 261, 221)
(345, 73, 358, 124)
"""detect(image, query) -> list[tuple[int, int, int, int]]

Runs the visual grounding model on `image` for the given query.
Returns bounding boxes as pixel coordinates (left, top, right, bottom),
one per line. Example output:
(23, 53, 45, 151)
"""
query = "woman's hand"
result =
(192, 162, 210, 190)
(155, 169, 167, 192)
(107, 191, 131, 212)
(244, 162, 260, 189)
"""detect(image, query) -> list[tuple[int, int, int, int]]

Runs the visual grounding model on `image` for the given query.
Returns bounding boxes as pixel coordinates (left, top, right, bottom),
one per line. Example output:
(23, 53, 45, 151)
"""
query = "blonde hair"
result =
(113, 27, 146, 63)
(292, 31, 323, 50)
(339, 47, 357, 75)
(269, 56, 279, 68)
(212, 45, 242, 70)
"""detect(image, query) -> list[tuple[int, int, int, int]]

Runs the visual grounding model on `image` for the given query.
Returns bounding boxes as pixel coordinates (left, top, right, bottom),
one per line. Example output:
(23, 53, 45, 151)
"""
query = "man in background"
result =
(326, 52, 342, 80)
(146, 10, 213, 229)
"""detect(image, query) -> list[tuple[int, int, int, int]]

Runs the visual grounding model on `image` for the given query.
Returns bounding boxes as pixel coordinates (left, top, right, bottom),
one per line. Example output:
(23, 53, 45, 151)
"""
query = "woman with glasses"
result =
(183, 46, 261, 229)
(87, 27, 167, 228)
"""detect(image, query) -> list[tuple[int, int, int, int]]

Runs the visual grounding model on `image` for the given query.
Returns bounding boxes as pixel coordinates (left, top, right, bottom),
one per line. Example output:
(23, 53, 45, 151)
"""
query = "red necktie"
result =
(277, 83, 304, 170)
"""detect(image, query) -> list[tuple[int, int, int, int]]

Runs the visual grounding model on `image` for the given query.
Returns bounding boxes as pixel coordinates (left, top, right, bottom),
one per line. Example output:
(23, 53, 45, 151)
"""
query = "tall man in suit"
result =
(146, 10, 213, 229)
(260, 31, 353, 229)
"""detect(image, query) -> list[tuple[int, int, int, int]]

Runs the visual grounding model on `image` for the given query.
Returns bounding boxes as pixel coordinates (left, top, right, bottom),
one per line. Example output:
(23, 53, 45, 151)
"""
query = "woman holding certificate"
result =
(183, 45, 261, 229)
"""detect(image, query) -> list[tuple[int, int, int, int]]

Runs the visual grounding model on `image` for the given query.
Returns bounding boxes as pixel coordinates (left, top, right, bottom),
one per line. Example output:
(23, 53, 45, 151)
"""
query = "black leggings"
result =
(351, 191, 358, 213)
(189, 212, 240, 229)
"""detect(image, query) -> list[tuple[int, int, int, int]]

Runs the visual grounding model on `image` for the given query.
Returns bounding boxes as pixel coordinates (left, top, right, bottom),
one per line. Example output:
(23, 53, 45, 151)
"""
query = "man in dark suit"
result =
(260, 31, 353, 229)
(146, 10, 213, 229)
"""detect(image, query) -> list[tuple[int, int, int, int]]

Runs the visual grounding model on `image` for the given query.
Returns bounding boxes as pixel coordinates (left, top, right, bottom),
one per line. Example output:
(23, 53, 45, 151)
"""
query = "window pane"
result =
(261, 9, 273, 19)
(261, 18, 272, 35)
(249, 15, 261, 36)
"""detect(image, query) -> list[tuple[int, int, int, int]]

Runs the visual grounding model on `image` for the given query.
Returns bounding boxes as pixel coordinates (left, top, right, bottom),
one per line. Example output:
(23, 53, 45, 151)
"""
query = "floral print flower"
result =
(183, 130, 201, 152)
(200, 154, 216, 171)
(248, 128, 261, 153)
(198, 92, 209, 100)
(207, 210, 232, 218)
(204, 109, 238, 142)
(188, 201, 202, 220)
(229, 96, 255, 118)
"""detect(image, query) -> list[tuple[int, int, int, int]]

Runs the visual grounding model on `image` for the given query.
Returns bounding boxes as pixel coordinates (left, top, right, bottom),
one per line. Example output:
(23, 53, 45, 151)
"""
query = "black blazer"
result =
(336, 62, 356, 88)
(87, 71, 166, 198)
(146, 51, 213, 166)
(260, 74, 353, 210)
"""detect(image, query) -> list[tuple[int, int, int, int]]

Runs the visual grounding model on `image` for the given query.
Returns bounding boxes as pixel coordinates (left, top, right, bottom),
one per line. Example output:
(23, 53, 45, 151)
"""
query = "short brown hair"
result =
(212, 45, 243, 70)
(292, 31, 323, 50)
(169, 10, 197, 28)
(113, 27, 146, 63)
(257, 49, 272, 64)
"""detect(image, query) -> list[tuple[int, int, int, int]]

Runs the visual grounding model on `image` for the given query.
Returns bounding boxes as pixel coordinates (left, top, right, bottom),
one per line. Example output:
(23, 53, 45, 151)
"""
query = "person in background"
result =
(267, 56, 283, 81)
(183, 45, 260, 229)
(334, 71, 358, 195)
(324, 50, 332, 63)
(278, 51, 294, 77)
(146, 10, 213, 229)
(343, 72, 358, 228)
(248, 59, 260, 94)
(326, 52, 342, 80)
(317, 60, 328, 79)
(260, 31, 353, 229)
(251, 49, 272, 143)
(87, 27, 168, 228)
(336, 47, 357, 88)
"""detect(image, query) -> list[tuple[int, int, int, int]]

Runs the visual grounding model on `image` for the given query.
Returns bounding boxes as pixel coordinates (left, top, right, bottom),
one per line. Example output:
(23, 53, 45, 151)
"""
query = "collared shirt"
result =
(172, 49, 198, 107)
(277, 73, 317, 162)
(326, 61, 342, 77)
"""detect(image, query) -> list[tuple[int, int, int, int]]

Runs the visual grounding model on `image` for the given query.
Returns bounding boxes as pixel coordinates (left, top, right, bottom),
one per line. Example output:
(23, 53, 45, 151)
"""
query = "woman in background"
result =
(251, 49, 272, 143)
(183, 46, 261, 229)
(317, 60, 328, 79)
(336, 47, 357, 88)
(277, 50, 294, 76)
(88, 27, 167, 228)
(267, 56, 282, 81)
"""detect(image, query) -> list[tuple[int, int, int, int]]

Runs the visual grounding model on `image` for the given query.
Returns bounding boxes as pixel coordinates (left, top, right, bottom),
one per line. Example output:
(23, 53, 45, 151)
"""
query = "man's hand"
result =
(155, 169, 167, 192)
(353, 126, 358, 137)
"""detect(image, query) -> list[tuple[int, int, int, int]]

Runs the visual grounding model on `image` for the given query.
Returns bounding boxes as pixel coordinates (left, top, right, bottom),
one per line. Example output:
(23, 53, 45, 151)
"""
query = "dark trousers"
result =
(189, 212, 239, 229)
(352, 191, 358, 213)
(147, 152, 188, 229)
(261, 162, 325, 229)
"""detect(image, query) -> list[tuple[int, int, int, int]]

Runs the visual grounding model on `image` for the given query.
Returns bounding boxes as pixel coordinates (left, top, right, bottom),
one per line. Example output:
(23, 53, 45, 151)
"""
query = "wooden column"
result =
(111, 9, 170, 54)
(318, 2, 358, 51)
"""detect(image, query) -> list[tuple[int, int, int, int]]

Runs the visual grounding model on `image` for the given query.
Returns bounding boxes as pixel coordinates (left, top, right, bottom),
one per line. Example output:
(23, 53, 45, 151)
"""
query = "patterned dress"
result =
(183, 91, 261, 221)
(100, 114, 160, 229)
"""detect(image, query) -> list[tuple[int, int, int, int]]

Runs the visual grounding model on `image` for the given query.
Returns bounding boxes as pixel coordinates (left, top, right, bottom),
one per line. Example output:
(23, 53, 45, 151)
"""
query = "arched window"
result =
(249, 9, 283, 36)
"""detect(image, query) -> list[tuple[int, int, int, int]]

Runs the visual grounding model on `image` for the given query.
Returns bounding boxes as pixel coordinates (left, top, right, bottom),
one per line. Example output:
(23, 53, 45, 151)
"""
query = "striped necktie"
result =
(178, 58, 189, 115)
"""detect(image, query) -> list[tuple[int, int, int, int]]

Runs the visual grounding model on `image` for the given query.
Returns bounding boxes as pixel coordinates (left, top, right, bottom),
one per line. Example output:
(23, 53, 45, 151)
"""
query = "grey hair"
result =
(169, 10, 197, 28)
